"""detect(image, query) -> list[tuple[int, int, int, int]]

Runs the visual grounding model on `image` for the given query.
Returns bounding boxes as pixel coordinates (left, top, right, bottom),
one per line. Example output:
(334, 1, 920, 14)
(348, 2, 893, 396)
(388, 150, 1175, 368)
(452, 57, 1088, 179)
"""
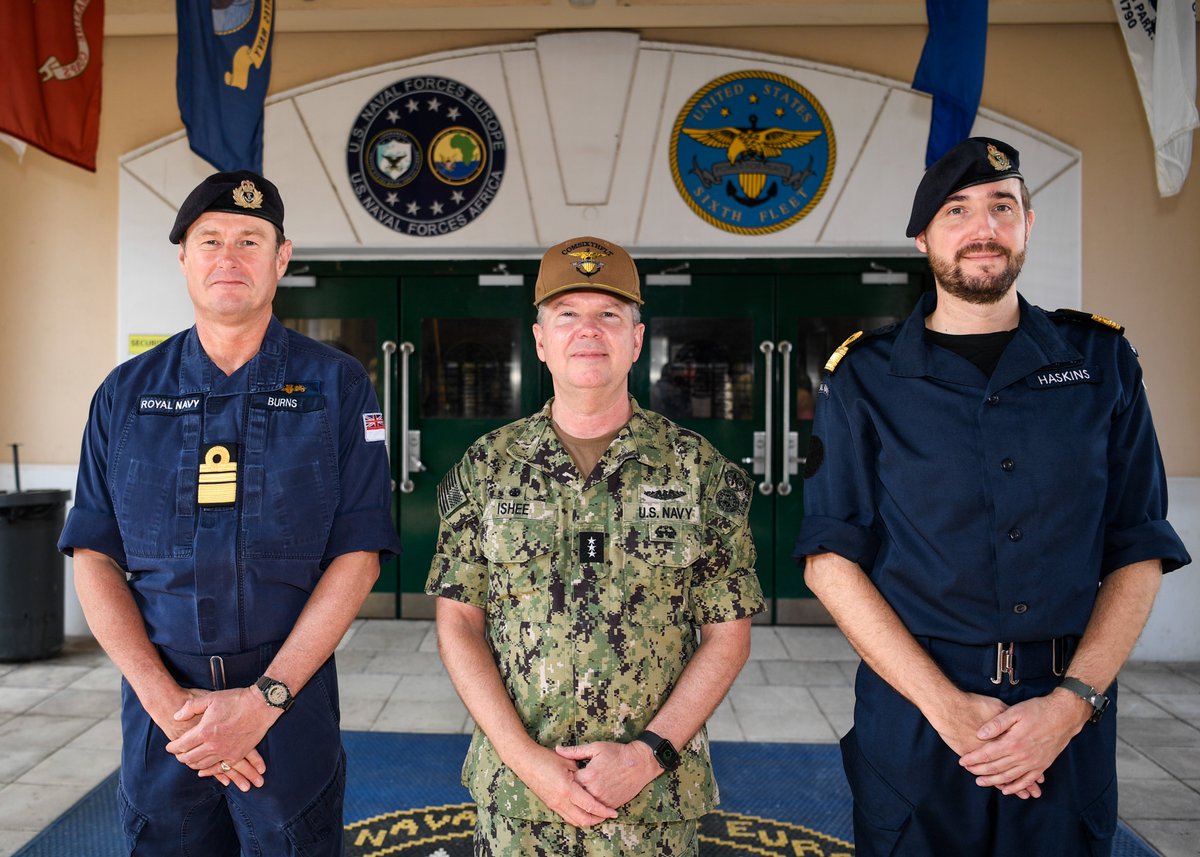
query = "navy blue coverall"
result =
(794, 290, 1190, 857)
(59, 317, 401, 856)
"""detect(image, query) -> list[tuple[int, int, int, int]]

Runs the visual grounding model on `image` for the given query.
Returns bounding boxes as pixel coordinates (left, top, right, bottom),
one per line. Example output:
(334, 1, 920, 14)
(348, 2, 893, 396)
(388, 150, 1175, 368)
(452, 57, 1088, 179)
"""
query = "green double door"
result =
(275, 259, 924, 620)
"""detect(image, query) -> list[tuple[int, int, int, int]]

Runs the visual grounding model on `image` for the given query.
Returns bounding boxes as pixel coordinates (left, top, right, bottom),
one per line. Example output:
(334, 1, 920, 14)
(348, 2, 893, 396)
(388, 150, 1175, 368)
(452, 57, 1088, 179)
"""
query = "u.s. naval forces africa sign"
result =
(670, 70, 836, 235)
(347, 76, 505, 236)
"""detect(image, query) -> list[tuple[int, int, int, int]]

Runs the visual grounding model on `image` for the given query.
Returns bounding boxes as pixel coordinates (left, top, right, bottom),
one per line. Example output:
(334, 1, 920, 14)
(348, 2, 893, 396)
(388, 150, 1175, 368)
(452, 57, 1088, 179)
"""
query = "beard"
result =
(928, 241, 1026, 305)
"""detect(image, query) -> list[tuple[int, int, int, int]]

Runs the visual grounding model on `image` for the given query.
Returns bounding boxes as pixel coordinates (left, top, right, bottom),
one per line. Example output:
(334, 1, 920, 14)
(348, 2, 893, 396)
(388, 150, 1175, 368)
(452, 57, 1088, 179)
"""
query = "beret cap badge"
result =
(986, 144, 1011, 171)
(233, 180, 264, 210)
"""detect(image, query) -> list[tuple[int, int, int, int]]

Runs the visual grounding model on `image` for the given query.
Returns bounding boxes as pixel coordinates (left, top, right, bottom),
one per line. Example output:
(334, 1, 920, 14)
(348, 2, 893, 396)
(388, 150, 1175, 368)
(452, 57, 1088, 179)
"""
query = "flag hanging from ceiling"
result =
(1112, 0, 1198, 196)
(0, 0, 104, 171)
(176, 0, 275, 173)
(912, 0, 990, 168)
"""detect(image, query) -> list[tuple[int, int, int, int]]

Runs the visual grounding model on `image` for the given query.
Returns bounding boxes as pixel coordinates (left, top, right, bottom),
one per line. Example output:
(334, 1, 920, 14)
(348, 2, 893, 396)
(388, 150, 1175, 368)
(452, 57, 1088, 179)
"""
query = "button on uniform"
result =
(1001, 458, 1015, 471)
(1013, 602, 1028, 614)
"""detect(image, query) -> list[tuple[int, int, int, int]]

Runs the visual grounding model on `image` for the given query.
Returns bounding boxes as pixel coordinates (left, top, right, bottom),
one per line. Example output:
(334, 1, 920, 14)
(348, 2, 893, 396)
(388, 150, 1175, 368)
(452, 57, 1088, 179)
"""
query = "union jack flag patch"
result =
(363, 413, 386, 442)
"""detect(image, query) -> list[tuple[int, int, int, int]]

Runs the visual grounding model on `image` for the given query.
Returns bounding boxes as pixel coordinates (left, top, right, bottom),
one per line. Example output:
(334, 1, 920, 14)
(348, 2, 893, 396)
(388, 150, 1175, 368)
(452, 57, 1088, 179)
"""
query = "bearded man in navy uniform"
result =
(59, 171, 401, 856)
(795, 138, 1190, 856)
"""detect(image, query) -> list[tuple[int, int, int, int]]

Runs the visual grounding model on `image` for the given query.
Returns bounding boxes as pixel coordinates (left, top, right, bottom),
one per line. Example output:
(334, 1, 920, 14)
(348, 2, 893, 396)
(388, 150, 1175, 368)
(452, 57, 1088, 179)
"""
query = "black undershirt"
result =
(925, 328, 1017, 378)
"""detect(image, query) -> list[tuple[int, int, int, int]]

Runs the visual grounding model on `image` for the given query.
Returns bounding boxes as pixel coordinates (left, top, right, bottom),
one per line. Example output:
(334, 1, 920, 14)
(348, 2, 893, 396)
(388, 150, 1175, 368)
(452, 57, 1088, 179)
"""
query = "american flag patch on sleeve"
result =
(362, 413, 386, 442)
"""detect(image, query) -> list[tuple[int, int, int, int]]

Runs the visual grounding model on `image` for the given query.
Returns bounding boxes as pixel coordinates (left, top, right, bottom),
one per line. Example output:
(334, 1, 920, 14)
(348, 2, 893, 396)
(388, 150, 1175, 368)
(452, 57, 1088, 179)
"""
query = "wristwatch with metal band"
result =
(255, 675, 294, 712)
(1059, 676, 1109, 724)
(635, 730, 681, 771)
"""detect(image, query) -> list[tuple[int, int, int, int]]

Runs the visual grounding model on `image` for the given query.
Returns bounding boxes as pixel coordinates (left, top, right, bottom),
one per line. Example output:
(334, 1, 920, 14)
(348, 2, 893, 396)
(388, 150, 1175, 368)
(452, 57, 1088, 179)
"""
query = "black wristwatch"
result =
(1059, 676, 1109, 724)
(635, 731, 681, 771)
(255, 675, 294, 712)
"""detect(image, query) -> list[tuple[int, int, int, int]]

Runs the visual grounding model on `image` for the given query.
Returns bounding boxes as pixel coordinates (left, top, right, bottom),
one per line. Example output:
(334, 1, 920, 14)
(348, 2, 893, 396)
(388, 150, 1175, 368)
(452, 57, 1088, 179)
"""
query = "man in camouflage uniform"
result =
(427, 236, 764, 856)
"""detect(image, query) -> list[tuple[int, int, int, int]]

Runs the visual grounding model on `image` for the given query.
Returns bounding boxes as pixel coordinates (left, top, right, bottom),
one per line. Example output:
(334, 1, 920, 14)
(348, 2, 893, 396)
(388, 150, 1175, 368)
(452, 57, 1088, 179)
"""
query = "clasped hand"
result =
(161, 686, 278, 792)
(514, 741, 662, 828)
(945, 690, 1087, 800)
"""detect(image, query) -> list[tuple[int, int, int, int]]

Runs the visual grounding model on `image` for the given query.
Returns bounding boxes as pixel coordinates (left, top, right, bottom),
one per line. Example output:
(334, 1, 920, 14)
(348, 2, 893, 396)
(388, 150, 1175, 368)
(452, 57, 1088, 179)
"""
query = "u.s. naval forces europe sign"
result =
(670, 70, 836, 235)
(347, 76, 505, 236)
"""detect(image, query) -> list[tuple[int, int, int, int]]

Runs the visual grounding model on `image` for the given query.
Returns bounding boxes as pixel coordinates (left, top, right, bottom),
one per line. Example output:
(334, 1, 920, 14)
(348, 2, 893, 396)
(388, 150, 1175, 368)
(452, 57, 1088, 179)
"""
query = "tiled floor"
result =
(2, 622, 1199, 856)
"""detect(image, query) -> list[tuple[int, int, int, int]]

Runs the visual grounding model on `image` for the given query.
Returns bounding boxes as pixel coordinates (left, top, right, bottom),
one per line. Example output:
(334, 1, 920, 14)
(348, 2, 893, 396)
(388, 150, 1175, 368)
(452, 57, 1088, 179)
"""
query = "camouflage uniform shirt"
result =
(426, 399, 764, 823)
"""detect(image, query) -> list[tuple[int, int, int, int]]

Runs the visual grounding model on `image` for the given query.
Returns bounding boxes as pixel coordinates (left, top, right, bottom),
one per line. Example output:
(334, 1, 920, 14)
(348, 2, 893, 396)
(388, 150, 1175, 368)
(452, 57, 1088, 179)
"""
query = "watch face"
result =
(658, 743, 680, 768)
(267, 684, 289, 705)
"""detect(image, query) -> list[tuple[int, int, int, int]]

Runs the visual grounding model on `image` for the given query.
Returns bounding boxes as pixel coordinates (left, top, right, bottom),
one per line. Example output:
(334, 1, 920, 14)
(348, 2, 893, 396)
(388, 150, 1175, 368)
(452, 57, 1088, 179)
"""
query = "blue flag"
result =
(176, 0, 274, 173)
(912, 0, 988, 167)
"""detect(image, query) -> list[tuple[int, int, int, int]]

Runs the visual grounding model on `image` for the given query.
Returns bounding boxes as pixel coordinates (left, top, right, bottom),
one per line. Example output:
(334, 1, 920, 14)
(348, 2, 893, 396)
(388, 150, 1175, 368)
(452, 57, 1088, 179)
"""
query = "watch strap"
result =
(1059, 676, 1108, 723)
(635, 730, 681, 771)
(255, 675, 294, 712)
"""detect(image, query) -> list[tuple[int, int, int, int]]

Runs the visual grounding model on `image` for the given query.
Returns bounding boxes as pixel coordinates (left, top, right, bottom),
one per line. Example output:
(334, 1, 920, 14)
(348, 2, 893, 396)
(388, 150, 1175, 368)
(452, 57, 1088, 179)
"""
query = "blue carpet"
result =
(15, 733, 1156, 856)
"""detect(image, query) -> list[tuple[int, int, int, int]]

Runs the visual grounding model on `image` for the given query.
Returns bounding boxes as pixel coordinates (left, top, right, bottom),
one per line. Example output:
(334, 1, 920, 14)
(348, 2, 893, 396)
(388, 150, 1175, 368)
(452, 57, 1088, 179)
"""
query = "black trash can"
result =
(0, 489, 70, 661)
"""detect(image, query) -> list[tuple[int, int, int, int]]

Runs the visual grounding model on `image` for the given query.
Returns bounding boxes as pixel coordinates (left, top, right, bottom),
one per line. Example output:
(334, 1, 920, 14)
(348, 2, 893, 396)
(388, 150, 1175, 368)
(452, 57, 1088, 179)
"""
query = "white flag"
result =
(0, 133, 27, 162)
(1112, 0, 1199, 196)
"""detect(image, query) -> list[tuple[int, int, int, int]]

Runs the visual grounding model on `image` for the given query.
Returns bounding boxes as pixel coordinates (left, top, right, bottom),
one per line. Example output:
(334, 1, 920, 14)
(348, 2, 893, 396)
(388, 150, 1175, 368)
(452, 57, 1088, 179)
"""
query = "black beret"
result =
(169, 170, 285, 244)
(906, 137, 1023, 238)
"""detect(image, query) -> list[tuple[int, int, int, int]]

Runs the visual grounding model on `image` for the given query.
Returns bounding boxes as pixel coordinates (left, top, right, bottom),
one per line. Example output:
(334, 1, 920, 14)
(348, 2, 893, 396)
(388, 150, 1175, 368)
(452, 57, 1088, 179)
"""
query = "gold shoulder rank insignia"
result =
(281, 384, 306, 394)
(824, 330, 864, 374)
(1052, 308, 1125, 335)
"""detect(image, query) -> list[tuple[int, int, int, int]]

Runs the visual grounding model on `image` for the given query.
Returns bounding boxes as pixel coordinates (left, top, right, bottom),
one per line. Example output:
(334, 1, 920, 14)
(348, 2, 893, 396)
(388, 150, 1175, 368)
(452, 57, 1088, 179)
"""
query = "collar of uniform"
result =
(986, 295, 1082, 392)
(246, 316, 289, 393)
(509, 397, 656, 469)
(177, 316, 290, 394)
(889, 291, 1080, 384)
(508, 400, 556, 463)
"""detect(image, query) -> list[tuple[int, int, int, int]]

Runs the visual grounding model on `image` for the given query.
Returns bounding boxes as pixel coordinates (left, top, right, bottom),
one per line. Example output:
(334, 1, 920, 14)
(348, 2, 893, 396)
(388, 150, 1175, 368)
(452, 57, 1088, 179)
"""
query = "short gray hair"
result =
(537, 298, 641, 326)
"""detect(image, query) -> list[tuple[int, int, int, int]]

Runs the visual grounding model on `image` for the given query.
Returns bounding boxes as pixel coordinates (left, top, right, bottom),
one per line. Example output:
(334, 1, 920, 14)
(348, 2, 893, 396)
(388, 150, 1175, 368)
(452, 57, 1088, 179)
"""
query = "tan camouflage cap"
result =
(533, 236, 643, 306)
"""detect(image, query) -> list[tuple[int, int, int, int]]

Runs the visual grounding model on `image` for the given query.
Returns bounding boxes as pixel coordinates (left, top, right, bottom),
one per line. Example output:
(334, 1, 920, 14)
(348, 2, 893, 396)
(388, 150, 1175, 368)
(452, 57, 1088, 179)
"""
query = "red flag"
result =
(0, 0, 104, 171)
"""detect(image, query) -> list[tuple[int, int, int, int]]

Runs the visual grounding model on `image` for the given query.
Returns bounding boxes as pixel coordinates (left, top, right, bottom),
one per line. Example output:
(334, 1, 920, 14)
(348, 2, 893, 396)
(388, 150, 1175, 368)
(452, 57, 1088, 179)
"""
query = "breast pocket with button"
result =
(481, 518, 558, 623)
(623, 523, 699, 627)
(113, 409, 197, 560)
(243, 400, 337, 560)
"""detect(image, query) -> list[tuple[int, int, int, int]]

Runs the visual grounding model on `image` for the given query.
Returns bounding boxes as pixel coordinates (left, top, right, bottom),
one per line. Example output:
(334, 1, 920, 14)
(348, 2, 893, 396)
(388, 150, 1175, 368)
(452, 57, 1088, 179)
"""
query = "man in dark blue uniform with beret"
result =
(795, 137, 1190, 856)
(59, 171, 401, 856)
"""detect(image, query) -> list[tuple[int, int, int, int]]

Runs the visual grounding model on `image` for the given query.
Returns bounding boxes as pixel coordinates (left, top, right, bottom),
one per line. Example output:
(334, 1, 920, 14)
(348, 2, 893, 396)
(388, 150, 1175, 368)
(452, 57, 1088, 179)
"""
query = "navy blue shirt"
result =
(794, 290, 1190, 644)
(60, 317, 402, 654)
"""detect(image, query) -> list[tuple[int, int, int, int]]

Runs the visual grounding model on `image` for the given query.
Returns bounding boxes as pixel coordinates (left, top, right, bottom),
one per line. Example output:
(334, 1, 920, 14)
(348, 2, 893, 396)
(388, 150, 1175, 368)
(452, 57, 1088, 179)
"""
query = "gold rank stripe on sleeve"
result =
(824, 330, 864, 374)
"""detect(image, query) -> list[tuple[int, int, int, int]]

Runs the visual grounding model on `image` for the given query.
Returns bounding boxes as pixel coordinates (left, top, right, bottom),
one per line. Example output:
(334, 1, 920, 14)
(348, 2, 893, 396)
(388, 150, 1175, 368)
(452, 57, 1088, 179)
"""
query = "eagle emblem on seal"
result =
(569, 246, 611, 278)
(682, 119, 821, 205)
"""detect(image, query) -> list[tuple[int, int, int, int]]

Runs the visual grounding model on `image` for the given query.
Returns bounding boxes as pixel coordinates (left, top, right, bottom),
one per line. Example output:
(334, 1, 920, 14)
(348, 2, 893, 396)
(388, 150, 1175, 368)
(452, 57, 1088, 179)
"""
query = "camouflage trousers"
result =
(474, 806, 699, 857)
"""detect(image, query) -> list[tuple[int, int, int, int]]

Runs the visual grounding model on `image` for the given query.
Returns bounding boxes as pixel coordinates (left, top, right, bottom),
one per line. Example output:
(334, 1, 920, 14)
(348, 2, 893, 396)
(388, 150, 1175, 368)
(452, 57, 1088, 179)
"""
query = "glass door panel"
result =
(398, 273, 542, 614)
(631, 277, 776, 618)
(773, 271, 924, 619)
(273, 278, 400, 611)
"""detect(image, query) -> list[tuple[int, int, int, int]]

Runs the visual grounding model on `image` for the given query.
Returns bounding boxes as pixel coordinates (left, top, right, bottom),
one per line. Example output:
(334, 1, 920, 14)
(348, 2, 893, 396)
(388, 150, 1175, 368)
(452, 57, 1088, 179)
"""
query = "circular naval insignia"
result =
(724, 468, 750, 494)
(715, 488, 744, 515)
(670, 70, 836, 235)
(347, 76, 506, 237)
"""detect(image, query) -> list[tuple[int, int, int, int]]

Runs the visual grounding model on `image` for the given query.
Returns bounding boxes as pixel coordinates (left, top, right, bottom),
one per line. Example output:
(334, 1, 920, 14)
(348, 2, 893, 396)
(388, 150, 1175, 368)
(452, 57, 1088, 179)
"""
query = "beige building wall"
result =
(1, 23, 1197, 475)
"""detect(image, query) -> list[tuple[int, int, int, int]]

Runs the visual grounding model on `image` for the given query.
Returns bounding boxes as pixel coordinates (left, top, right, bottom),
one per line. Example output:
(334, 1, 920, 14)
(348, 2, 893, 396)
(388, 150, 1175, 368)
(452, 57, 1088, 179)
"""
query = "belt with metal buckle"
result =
(918, 636, 1078, 686)
(156, 642, 283, 690)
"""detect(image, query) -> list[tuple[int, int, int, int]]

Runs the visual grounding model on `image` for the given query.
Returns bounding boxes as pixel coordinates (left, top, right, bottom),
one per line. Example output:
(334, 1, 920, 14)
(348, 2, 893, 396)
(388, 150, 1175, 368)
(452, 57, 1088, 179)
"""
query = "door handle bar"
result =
(382, 341, 397, 464)
(777, 340, 794, 496)
(758, 340, 774, 496)
(398, 341, 424, 494)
